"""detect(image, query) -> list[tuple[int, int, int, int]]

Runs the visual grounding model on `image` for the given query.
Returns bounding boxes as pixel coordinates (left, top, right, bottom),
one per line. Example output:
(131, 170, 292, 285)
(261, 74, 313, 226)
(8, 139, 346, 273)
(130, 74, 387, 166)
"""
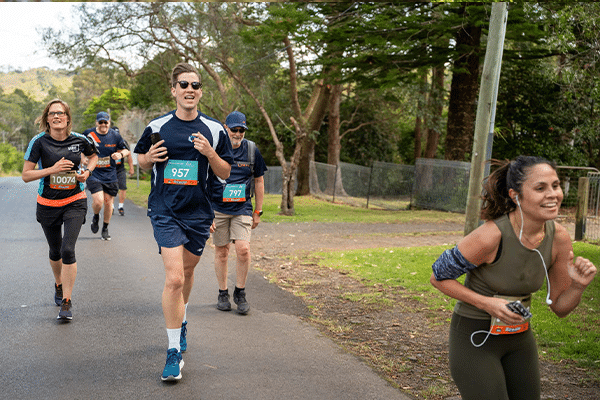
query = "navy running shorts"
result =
(150, 214, 211, 256)
(86, 179, 119, 197)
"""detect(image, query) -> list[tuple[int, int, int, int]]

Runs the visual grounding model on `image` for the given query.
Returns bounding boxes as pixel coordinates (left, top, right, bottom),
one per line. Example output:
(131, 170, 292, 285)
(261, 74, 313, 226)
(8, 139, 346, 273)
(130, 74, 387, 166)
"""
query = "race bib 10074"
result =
(50, 171, 77, 190)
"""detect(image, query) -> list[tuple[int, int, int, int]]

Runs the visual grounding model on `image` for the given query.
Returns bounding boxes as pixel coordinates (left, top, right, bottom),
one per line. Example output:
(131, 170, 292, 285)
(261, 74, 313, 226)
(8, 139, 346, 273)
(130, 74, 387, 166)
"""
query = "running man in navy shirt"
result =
(83, 112, 130, 240)
(209, 111, 267, 315)
(134, 62, 234, 382)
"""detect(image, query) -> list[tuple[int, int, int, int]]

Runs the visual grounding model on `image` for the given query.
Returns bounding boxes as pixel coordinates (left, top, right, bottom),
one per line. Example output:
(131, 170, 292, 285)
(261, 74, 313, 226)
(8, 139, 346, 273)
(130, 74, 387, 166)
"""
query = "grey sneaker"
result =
(233, 289, 250, 315)
(57, 298, 72, 321)
(217, 291, 231, 311)
(101, 227, 111, 241)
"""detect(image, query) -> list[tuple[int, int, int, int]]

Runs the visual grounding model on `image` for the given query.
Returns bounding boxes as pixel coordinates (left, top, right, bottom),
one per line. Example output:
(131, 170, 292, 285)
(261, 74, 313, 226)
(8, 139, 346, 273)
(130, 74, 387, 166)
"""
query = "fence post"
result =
(332, 164, 338, 203)
(366, 164, 374, 209)
(575, 177, 589, 241)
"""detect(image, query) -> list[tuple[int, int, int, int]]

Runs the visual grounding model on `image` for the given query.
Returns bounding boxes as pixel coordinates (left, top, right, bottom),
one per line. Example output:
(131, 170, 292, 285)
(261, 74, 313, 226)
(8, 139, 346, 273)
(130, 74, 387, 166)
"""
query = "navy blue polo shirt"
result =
(209, 139, 267, 216)
(134, 110, 234, 220)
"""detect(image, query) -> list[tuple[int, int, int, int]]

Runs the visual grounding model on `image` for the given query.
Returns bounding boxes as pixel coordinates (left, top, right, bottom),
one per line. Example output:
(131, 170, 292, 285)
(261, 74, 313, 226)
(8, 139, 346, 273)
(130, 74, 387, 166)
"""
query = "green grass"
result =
(531, 243, 600, 368)
(125, 182, 464, 225)
(315, 242, 600, 369)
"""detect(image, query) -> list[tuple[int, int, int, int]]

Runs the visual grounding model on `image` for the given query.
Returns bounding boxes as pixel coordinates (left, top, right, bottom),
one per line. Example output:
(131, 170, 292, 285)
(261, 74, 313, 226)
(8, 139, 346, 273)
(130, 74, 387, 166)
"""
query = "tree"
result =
(42, 2, 327, 215)
(82, 87, 132, 127)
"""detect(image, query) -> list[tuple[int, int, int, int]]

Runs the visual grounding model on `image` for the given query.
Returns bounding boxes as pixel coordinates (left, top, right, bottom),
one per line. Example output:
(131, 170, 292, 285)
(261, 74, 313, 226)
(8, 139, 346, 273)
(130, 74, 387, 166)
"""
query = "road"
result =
(0, 177, 414, 400)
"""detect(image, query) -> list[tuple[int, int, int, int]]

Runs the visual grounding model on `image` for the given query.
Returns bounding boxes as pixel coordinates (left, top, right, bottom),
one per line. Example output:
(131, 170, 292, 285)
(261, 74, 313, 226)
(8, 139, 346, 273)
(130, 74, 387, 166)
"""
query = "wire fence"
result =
(586, 172, 600, 242)
(263, 160, 600, 241)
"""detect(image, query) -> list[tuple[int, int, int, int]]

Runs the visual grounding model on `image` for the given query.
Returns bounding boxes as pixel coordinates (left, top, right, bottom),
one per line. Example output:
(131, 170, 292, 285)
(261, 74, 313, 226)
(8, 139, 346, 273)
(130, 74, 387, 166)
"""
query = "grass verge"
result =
(315, 242, 599, 370)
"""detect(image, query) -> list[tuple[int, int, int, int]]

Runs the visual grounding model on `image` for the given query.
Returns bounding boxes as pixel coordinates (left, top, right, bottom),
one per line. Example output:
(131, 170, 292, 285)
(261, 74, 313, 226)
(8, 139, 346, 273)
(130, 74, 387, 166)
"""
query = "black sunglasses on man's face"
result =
(175, 81, 202, 90)
(230, 128, 246, 133)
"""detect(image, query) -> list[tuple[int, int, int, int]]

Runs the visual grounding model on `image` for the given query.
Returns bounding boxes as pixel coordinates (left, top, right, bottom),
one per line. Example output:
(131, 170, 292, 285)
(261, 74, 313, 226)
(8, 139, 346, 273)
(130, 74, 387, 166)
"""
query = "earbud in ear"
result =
(546, 298, 552, 305)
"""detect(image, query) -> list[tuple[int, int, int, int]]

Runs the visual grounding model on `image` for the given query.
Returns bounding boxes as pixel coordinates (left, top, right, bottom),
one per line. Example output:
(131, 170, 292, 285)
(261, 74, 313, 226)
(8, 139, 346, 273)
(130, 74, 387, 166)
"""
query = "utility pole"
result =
(464, 2, 508, 236)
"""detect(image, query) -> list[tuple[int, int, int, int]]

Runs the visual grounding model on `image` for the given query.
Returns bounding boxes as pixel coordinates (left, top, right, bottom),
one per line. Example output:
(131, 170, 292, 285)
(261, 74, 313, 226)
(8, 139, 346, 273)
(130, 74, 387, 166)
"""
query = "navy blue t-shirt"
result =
(24, 131, 97, 200)
(84, 127, 128, 183)
(134, 110, 234, 220)
(209, 139, 267, 216)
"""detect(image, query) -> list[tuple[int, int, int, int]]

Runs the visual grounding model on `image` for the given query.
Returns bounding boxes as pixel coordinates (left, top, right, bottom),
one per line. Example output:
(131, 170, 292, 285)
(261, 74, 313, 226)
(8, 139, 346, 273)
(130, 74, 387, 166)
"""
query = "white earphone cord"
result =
(470, 195, 552, 348)
(516, 195, 552, 306)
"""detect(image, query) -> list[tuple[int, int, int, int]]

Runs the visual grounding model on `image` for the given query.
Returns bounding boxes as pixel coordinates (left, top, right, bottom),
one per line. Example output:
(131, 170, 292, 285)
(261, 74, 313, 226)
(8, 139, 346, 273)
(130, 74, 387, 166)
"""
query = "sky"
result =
(0, 2, 81, 71)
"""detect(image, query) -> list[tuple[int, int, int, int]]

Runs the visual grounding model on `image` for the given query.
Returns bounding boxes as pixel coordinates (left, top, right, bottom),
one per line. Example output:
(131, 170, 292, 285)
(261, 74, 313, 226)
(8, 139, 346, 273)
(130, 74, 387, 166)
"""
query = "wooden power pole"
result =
(464, 2, 508, 236)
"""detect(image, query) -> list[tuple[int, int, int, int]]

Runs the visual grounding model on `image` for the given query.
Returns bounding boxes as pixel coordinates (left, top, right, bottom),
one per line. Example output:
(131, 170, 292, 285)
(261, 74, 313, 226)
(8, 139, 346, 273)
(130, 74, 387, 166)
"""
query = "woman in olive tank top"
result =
(430, 156, 597, 400)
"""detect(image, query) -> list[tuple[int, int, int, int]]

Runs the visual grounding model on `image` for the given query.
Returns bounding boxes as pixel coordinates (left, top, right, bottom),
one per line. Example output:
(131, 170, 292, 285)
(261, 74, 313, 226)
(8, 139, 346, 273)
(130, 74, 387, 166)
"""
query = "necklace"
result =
(511, 215, 545, 247)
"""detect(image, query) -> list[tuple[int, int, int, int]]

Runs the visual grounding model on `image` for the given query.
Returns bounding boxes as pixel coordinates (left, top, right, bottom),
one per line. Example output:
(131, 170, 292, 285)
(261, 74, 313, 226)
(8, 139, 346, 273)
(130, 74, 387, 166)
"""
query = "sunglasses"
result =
(175, 81, 202, 90)
(230, 128, 246, 133)
(48, 111, 66, 117)
(98, 120, 109, 125)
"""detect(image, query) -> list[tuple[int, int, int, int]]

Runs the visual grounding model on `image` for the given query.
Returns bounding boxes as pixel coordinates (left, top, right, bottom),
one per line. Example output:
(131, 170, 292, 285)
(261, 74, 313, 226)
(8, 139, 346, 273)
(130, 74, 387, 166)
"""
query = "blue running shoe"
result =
(54, 283, 63, 306)
(161, 348, 184, 381)
(180, 321, 187, 353)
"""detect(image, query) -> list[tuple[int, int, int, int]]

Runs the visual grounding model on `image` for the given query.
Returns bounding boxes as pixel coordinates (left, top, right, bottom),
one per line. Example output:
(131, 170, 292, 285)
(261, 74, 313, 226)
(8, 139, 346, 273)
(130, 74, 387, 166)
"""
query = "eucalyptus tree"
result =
(42, 2, 332, 215)
(492, 3, 600, 170)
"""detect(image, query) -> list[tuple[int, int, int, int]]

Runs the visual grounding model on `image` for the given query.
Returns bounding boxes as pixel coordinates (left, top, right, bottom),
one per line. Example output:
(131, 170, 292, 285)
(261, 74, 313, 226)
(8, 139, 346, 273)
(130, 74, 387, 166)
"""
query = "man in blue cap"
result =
(209, 110, 268, 314)
(83, 111, 130, 240)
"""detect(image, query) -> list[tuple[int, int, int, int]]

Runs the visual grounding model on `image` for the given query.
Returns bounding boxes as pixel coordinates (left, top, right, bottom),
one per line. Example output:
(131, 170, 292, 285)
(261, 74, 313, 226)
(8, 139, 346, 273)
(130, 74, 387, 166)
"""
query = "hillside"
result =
(0, 68, 73, 101)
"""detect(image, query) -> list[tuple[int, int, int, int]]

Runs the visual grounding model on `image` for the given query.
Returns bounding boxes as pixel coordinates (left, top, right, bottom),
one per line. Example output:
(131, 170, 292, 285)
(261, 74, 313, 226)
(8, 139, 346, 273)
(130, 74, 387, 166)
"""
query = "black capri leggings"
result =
(448, 313, 540, 400)
(37, 199, 86, 265)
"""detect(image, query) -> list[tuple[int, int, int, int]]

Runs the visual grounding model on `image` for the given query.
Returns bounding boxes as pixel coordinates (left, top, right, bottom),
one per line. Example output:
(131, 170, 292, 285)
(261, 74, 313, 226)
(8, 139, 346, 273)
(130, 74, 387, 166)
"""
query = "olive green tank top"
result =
(453, 214, 555, 320)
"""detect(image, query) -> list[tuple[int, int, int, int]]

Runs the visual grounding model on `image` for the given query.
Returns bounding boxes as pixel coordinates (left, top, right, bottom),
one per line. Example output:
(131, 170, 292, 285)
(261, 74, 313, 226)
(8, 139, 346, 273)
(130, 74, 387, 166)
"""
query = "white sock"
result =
(118, 203, 124, 208)
(167, 328, 181, 352)
(183, 303, 188, 323)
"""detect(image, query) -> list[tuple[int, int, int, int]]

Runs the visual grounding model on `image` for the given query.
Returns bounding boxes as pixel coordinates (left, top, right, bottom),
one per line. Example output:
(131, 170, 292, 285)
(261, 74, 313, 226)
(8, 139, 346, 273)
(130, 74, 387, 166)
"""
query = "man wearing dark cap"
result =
(83, 112, 130, 240)
(209, 110, 268, 314)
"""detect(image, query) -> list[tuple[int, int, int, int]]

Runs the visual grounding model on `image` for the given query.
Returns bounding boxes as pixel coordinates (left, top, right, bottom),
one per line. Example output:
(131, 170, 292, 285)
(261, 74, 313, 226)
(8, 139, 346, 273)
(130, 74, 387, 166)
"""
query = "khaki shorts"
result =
(212, 211, 253, 246)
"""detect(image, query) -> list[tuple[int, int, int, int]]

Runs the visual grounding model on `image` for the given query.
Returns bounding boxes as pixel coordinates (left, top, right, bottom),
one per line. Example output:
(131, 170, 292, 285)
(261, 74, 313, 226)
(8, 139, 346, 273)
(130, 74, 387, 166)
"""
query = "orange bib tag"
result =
(490, 295, 531, 335)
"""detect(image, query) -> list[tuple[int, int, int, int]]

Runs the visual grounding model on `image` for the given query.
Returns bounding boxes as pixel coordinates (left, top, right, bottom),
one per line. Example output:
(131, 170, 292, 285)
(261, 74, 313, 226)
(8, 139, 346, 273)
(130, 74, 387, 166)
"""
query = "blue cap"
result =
(96, 111, 110, 122)
(225, 111, 248, 130)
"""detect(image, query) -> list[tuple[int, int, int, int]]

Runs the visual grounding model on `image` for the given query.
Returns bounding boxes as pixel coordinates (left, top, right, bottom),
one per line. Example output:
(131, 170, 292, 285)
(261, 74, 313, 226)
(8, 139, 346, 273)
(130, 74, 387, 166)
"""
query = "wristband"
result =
(253, 210, 263, 216)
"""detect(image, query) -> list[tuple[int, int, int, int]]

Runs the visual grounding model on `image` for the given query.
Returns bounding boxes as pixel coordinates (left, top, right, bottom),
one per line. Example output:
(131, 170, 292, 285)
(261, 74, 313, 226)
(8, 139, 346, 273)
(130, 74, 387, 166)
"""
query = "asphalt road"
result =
(0, 177, 413, 400)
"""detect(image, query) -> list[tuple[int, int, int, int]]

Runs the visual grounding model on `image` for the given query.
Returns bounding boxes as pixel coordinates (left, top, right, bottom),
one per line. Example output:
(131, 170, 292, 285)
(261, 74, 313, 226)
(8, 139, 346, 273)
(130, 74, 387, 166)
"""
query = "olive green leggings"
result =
(448, 313, 541, 400)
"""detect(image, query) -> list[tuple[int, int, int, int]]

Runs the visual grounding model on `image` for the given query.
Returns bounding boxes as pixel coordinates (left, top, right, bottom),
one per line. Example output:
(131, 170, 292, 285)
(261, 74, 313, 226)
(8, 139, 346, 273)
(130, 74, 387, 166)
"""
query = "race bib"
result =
(97, 156, 111, 168)
(164, 160, 198, 185)
(223, 184, 246, 202)
(50, 171, 77, 190)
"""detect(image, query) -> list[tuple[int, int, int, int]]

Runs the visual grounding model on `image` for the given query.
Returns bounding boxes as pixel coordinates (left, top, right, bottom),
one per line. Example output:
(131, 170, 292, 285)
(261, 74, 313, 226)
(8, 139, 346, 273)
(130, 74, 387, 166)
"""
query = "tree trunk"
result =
(414, 70, 427, 161)
(424, 66, 445, 158)
(444, 10, 482, 161)
(295, 138, 315, 195)
(325, 83, 347, 197)
(296, 80, 331, 195)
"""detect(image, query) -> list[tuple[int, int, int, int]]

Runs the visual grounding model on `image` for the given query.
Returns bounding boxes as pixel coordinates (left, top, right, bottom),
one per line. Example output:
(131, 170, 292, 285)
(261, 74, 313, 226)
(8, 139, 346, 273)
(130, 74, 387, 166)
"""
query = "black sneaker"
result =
(217, 291, 231, 311)
(91, 215, 99, 234)
(233, 289, 250, 315)
(57, 299, 72, 321)
(54, 283, 63, 306)
(118, 207, 124, 216)
(101, 228, 111, 241)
